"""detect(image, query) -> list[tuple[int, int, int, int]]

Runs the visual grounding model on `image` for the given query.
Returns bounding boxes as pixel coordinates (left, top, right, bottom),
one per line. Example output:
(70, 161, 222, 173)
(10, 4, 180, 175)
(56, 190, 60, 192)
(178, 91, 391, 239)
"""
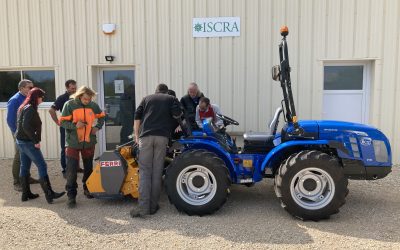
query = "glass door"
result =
(99, 69, 135, 152)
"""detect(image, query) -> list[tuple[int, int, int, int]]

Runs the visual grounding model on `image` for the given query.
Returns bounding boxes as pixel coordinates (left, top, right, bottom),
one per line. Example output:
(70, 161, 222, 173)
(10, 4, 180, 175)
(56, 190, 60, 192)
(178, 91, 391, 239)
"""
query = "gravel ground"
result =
(0, 159, 399, 249)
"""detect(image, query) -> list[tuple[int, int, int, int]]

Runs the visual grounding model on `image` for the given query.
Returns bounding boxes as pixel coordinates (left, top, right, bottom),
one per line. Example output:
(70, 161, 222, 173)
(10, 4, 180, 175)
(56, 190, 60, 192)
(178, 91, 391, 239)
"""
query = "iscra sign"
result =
(192, 17, 240, 38)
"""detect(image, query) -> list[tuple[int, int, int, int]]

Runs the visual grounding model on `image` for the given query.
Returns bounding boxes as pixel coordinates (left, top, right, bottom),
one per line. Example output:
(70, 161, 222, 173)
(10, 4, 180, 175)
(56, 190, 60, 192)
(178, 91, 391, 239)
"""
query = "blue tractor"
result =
(165, 26, 392, 220)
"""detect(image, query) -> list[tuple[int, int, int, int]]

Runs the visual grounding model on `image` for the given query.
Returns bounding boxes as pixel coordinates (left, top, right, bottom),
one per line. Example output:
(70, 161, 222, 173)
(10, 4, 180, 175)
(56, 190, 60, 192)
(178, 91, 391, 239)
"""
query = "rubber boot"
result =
(28, 175, 40, 184)
(82, 158, 94, 199)
(83, 188, 94, 199)
(20, 176, 39, 202)
(39, 176, 66, 204)
(14, 183, 22, 192)
(67, 197, 76, 209)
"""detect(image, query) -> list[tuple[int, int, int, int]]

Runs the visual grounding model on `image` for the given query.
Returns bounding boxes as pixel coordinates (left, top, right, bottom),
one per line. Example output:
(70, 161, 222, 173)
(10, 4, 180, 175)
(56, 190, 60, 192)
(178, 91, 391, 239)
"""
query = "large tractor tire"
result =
(165, 149, 230, 216)
(274, 150, 348, 221)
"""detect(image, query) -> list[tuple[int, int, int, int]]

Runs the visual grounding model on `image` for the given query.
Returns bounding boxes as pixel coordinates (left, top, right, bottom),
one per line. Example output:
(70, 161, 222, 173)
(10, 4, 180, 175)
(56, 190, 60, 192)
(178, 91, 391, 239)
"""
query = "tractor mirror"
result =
(272, 65, 280, 81)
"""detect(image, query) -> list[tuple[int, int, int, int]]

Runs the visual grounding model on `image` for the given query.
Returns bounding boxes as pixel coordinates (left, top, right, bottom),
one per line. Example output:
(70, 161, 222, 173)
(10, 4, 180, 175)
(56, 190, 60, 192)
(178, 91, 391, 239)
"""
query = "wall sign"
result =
(114, 80, 124, 94)
(192, 17, 240, 38)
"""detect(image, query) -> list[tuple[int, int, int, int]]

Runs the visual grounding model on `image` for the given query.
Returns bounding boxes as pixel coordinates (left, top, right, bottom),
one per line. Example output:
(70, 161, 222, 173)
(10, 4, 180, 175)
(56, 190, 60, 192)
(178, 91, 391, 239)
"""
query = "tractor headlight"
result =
(373, 140, 389, 163)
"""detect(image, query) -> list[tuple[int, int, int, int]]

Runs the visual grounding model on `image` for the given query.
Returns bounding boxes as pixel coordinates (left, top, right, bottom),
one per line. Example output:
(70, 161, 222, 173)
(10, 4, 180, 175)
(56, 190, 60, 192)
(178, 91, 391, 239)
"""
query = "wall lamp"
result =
(105, 56, 115, 62)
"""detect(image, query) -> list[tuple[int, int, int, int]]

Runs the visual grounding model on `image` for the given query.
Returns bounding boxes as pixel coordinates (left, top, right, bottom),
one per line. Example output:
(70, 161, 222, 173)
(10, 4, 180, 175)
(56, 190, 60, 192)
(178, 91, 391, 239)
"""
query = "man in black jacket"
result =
(180, 82, 204, 130)
(49, 79, 79, 178)
(130, 84, 182, 218)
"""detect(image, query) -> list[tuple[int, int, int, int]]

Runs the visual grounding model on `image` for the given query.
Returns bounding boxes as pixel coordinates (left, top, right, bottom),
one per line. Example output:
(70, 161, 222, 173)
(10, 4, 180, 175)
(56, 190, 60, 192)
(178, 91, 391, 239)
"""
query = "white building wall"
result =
(0, 0, 398, 162)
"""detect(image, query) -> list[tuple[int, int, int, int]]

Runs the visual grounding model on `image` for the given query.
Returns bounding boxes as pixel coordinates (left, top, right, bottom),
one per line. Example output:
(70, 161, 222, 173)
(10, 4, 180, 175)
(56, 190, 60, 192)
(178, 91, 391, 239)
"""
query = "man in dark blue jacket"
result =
(7, 79, 38, 191)
(49, 79, 79, 178)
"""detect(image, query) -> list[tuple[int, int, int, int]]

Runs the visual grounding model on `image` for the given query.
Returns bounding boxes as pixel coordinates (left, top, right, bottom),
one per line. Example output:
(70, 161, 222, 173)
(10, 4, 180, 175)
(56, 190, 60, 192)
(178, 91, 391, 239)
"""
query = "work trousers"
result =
(138, 135, 169, 214)
(60, 127, 66, 172)
(12, 135, 21, 184)
(65, 147, 95, 198)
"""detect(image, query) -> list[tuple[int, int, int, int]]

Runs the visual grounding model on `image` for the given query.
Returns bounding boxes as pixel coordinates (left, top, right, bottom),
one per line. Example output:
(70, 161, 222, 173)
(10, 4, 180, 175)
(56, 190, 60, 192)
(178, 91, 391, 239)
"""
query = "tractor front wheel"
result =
(274, 150, 348, 221)
(165, 150, 230, 216)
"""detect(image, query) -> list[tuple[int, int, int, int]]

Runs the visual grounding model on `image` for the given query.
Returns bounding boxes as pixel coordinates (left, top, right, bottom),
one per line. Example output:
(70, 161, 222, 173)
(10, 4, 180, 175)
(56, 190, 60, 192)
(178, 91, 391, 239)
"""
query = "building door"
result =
(98, 69, 135, 153)
(322, 63, 370, 124)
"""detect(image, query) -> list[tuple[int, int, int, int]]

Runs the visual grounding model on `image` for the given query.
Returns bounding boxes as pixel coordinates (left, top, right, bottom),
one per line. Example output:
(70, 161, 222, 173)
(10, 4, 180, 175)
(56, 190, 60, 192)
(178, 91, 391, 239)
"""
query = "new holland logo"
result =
(360, 137, 372, 146)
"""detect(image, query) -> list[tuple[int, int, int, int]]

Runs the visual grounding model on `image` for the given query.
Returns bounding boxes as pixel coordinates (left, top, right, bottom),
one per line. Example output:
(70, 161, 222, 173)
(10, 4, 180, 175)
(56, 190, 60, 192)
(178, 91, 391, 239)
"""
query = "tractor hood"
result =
(316, 120, 392, 166)
(285, 120, 382, 140)
(316, 120, 380, 139)
(283, 120, 319, 140)
(283, 120, 392, 166)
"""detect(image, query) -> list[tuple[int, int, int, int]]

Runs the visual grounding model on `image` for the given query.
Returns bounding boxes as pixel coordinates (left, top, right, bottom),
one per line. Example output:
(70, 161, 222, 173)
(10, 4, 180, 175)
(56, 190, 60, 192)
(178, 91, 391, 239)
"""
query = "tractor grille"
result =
(349, 137, 360, 158)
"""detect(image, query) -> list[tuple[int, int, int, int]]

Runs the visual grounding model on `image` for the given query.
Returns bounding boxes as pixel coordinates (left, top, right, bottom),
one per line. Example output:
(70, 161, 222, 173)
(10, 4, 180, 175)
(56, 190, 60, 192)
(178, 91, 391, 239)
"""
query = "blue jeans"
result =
(60, 127, 66, 172)
(16, 140, 48, 179)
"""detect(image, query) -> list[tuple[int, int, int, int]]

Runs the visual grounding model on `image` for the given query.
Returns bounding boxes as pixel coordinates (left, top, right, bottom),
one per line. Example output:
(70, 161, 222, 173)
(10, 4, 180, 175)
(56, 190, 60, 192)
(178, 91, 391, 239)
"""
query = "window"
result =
(324, 66, 364, 90)
(22, 70, 55, 102)
(0, 69, 56, 102)
(0, 71, 21, 102)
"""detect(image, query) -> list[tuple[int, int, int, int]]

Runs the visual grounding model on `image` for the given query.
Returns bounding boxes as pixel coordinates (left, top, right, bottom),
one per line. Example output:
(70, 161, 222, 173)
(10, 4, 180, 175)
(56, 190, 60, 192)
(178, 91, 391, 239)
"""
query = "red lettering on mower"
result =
(100, 160, 121, 167)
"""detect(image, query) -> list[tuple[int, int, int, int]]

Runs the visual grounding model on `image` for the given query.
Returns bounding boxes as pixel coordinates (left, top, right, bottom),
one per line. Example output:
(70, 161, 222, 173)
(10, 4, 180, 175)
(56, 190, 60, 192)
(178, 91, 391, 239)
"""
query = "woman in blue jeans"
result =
(15, 87, 65, 203)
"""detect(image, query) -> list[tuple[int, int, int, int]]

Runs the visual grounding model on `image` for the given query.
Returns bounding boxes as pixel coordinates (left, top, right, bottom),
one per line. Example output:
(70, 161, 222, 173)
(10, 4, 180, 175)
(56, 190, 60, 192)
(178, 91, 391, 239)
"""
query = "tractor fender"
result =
(176, 139, 237, 182)
(261, 139, 330, 171)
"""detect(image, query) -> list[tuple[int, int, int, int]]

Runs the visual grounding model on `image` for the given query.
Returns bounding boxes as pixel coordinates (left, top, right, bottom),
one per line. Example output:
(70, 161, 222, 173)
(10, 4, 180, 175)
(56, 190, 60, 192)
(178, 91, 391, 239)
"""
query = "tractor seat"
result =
(243, 132, 274, 142)
(242, 132, 275, 154)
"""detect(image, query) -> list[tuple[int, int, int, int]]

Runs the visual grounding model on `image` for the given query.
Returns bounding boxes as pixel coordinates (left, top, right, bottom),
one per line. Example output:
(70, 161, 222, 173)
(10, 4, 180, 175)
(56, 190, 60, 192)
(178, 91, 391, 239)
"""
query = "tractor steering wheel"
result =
(216, 113, 239, 126)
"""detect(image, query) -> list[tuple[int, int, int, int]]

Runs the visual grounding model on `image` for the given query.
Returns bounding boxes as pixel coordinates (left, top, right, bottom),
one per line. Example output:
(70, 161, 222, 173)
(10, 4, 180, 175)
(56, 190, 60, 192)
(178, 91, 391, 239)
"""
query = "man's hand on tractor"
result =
(175, 126, 182, 133)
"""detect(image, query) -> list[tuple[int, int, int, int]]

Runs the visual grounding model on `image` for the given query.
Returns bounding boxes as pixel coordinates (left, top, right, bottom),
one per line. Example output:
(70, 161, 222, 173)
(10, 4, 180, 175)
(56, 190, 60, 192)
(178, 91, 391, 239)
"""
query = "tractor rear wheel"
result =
(165, 149, 230, 216)
(274, 150, 348, 221)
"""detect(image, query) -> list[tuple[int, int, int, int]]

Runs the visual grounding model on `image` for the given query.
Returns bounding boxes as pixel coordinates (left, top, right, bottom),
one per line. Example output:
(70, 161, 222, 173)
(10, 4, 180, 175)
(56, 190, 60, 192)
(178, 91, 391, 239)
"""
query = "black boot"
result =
(39, 176, 66, 204)
(83, 188, 94, 199)
(67, 197, 76, 209)
(82, 158, 94, 199)
(20, 176, 39, 202)
(14, 183, 22, 192)
(28, 176, 40, 184)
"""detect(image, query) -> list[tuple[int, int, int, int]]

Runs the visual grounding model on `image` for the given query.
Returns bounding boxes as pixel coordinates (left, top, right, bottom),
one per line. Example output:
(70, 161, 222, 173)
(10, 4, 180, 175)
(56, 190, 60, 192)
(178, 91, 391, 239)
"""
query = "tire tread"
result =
(165, 149, 230, 216)
(274, 150, 349, 221)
